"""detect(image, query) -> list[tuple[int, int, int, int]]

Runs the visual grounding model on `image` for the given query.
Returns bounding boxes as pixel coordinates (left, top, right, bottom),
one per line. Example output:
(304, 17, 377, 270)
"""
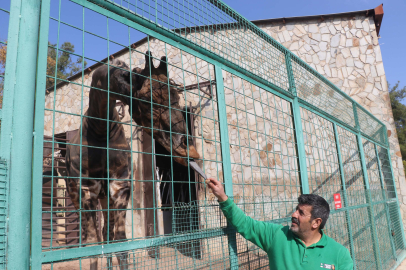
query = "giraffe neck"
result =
(86, 88, 121, 140)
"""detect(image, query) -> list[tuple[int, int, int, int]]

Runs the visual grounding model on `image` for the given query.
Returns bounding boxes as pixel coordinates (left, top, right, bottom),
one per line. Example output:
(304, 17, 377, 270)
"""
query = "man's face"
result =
(290, 204, 314, 236)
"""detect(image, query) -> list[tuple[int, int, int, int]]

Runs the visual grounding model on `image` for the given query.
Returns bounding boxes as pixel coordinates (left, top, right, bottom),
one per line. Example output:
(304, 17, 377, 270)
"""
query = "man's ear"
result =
(312, 218, 322, 229)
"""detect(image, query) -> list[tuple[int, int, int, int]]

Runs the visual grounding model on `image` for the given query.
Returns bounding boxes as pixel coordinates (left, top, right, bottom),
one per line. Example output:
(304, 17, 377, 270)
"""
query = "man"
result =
(207, 178, 353, 270)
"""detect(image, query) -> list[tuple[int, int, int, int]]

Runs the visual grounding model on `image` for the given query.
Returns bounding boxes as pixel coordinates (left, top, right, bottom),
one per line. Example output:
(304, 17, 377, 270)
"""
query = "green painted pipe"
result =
(3, 0, 41, 268)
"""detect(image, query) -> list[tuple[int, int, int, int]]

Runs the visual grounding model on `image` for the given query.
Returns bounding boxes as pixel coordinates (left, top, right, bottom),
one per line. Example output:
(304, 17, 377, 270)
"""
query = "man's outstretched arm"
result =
(207, 178, 279, 251)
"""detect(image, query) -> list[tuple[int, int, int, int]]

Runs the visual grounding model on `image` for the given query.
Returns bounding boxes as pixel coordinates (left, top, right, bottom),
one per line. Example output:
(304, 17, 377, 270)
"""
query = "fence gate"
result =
(0, 0, 405, 269)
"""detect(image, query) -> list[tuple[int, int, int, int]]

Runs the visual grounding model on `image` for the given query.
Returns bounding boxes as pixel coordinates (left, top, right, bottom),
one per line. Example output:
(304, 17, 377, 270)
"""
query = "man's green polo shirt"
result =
(220, 198, 353, 270)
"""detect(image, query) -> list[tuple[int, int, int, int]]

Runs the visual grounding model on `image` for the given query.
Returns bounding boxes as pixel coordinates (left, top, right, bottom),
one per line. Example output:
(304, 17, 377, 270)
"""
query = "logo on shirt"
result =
(320, 263, 335, 269)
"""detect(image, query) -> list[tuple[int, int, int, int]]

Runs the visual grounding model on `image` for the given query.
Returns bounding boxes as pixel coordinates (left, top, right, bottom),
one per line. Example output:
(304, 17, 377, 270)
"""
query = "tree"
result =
(0, 41, 86, 130)
(46, 41, 87, 88)
(0, 41, 86, 96)
(389, 81, 406, 173)
(0, 42, 6, 130)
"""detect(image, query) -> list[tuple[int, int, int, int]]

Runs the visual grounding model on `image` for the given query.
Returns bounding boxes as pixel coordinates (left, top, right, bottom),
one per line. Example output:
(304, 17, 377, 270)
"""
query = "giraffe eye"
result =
(181, 136, 188, 147)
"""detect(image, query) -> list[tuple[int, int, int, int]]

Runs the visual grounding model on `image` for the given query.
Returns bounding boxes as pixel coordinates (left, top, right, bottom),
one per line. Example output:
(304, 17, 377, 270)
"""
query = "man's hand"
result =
(207, 178, 228, 202)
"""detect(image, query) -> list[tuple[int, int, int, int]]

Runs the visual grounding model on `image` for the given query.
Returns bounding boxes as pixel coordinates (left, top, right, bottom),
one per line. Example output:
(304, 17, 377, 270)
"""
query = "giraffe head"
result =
(123, 51, 200, 166)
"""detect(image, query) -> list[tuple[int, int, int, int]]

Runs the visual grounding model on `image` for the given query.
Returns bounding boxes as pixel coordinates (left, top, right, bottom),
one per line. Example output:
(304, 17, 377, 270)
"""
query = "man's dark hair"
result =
(298, 194, 330, 230)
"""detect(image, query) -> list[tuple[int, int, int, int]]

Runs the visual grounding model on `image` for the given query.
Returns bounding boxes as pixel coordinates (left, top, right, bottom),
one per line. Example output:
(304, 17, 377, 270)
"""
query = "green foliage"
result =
(389, 81, 406, 173)
(46, 41, 87, 88)
(0, 41, 86, 128)
(0, 43, 5, 130)
(403, 160, 406, 175)
(0, 42, 5, 112)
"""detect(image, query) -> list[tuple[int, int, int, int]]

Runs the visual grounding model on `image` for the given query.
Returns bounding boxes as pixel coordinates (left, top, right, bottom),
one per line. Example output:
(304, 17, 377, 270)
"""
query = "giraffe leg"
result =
(81, 190, 101, 270)
(66, 179, 99, 269)
(100, 197, 113, 270)
(110, 180, 130, 270)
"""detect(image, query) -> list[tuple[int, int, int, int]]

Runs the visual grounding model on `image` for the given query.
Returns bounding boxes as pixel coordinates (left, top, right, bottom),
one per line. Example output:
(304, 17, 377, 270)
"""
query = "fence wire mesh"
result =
(223, 70, 300, 202)
(291, 59, 356, 129)
(301, 108, 342, 204)
(373, 202, 397, 269)
(362, 138, 385, 201)
(377, 145, 397, 199)
(42, 231, 232, 270)
(349, 205, 378, 270)
(0, 0, 404, 269)
(233, 198, 294, 269)
(0, 161, 6, 268)
(336, 126, 366, 206)
(43, 30, 223, 248)
(388, 201, 406, 255)
(357, 106, 386, 146)
(102, 0, 290, 91)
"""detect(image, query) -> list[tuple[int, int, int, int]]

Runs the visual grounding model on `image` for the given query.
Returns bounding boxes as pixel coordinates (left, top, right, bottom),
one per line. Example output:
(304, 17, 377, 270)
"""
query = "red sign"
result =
(333, 193, 342, 210)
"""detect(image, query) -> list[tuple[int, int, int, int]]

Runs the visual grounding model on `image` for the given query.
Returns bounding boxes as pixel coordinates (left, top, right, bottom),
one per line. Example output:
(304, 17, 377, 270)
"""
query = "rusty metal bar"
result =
(43, 157, 66, 160)
(42, 223, 80, 227)
(42, 230, 80, 234)
(184, 80, 215, 98)
(44, 136, 69, 142)
(43, 146, 66, 150)
(42, 216, 79, 220)
(42, 165, 66, 169)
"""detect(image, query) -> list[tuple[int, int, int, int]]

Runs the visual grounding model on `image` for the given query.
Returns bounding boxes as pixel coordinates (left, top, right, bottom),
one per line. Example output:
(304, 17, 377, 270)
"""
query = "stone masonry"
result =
(256, 14, 406, 232)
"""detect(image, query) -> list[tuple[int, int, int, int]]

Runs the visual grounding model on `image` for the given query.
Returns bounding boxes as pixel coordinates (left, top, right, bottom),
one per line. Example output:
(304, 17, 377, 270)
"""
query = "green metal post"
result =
(333, 123, 356, 269)
(215, 65, 239, 269)
(0, 0, 41, 268)
(31, 0, 51, 268)
(374, 144, 398, 260)
(285, 52, 309, 194)
(355, 104, 383, 270)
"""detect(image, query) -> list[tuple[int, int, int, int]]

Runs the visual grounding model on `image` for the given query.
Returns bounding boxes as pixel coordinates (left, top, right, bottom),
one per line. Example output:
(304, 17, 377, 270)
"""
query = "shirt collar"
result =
(310, 230, 328, 247)
(291, 229, 328, 248)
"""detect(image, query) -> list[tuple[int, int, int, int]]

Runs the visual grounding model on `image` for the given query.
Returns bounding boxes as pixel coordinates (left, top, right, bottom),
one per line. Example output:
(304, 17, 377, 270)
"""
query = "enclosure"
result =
(0, 0, 405, 269)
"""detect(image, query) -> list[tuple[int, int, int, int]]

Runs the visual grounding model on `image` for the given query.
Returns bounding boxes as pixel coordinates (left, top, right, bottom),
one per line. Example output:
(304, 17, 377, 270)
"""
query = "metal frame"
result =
(0, 0, 404, 269)
(215, 64, 238, 270)
(0, 0, 42, 269)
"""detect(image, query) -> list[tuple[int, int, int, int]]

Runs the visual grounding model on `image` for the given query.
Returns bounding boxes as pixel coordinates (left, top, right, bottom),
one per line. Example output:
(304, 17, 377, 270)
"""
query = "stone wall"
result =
(257, 15, 406, 230)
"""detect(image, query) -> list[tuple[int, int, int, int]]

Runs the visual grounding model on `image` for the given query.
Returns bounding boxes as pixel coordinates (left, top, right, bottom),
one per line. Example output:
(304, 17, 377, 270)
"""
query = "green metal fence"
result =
(0, 0, 405, 269)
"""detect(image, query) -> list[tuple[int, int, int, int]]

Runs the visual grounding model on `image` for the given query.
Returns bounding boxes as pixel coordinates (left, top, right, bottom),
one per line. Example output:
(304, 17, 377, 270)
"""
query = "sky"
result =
(0, 0, 404, 97)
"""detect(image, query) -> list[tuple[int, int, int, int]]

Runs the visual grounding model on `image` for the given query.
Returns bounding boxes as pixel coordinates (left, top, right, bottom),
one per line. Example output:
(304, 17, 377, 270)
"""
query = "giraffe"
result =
(65, 52, 199, 269)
